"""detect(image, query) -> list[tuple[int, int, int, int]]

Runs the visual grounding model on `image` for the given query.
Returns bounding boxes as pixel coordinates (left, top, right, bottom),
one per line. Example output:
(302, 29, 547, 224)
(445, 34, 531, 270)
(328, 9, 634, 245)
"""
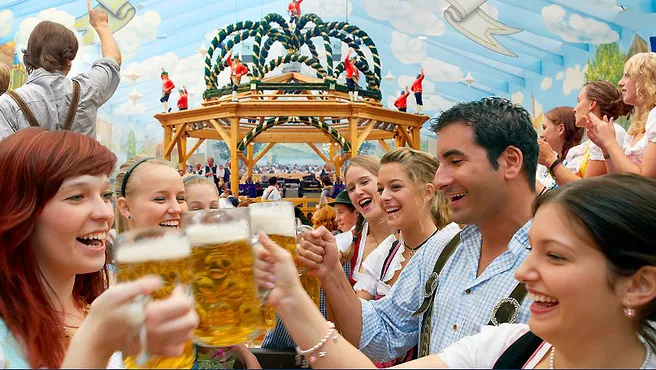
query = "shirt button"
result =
(465, 289, 471, 294)
(452, 324, 458, 331)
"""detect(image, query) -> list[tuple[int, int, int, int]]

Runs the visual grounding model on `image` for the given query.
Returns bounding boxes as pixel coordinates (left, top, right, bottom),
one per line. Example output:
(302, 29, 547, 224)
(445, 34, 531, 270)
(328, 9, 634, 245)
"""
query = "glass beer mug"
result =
(114, 228, 196, 369)
(183, 208, 266, 347)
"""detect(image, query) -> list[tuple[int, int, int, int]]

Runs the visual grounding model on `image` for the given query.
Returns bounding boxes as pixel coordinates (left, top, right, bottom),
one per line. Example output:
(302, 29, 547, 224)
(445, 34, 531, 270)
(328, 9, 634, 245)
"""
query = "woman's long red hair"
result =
(0, 128, 117, 368)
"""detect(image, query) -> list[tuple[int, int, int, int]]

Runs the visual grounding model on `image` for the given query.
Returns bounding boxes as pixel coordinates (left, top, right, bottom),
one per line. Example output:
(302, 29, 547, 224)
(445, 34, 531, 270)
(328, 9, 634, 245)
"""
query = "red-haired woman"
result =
(0, 128, 198, 368)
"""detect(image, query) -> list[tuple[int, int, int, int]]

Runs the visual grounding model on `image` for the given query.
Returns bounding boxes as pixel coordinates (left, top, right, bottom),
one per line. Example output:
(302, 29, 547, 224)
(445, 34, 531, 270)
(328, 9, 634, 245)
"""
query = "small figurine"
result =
(287, 0, 303, 25)
(160, 69, 175, 112)
(344, 49, 360, 102)
(226, 51, 249, 102)
(177, 86, 188, 111)
(394, 87, 410, 112)
(411, 68, 424, 114)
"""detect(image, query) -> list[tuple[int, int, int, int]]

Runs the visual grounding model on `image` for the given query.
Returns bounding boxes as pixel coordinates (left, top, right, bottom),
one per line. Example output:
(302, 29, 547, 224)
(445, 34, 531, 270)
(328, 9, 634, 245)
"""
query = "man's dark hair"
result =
(268, 176, 278, 186)
(430, 97, 538, 190)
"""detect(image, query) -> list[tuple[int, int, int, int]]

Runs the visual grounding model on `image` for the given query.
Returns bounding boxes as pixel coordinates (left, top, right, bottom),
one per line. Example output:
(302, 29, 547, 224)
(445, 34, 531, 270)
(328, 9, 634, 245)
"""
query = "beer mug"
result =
(114, 228, 196, 369)
(249, 201, 308, 270)
(183, 208, 265, 347)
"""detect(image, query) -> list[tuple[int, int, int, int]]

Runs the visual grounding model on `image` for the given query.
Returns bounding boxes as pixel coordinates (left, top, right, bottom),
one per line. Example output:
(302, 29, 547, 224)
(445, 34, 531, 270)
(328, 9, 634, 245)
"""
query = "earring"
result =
(624, 306, 636, 318)
(127, 215, 132, 219)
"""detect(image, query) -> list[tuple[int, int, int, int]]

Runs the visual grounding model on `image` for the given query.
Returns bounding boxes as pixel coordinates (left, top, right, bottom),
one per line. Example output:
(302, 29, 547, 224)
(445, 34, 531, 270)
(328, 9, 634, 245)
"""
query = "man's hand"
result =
(88, 0, 109, 31)
(297, 226, 342, 281)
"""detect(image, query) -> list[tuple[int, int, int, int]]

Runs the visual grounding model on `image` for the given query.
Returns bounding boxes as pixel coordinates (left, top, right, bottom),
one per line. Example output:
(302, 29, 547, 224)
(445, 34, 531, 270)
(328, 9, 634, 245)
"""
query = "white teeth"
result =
(79, 232, 107, 240)
(359, 199, 371, 206)
(386, 207, 400, 213)
(528, 293, 558, 303)
(160, 220, 179, 227)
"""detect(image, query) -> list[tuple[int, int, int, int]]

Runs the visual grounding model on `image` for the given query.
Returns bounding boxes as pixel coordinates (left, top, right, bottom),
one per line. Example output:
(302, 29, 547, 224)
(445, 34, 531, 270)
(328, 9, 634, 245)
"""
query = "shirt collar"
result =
(26, 68, 64, 84)
(459, 219, 532, 257)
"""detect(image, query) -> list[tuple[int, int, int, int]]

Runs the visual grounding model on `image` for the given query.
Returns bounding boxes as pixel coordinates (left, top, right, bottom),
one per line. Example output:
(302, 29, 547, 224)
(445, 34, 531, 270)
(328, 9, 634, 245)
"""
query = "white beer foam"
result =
(116, 235, 191, 262)
(185, 220, 250, 245)
(249, 209, 295, 237)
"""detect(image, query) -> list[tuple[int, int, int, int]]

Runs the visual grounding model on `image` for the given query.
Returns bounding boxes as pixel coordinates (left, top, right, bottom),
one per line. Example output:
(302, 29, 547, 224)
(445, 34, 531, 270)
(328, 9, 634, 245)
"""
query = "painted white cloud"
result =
(115, 100, 147, 115)
(113, 10, 161, 62)
(563, 64, 588, 96)
(398, 74, 435, 94)
(511, 91, 524, 105)
(303, 0, 353, 18)
(362, 0, 446, 36)
(556, 71, 565, 80)
(424, 95, 455, 113)
(542, 5, 619, 44)
(0, 10, 13, 38)
(422, 57, 463, 82)
(540, 76, 553, 90)
(391, 31, 427, 64)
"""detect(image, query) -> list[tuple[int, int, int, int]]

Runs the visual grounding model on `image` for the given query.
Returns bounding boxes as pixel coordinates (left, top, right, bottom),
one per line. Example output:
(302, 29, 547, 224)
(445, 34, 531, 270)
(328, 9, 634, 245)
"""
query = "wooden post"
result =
(230, 117, 240, 195)
(411, 127, 421, 150)
(177, 135, 187, 170)
(329, 142, 335, 169)
(247, 143, 254, 177)
(350, 118, 360, 156)
(163, 126, 173, 160)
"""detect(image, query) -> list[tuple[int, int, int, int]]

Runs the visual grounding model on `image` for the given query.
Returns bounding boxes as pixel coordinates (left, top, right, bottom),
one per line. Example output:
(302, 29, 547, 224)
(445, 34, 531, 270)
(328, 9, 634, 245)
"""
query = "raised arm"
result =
(88, 0, 121, 65)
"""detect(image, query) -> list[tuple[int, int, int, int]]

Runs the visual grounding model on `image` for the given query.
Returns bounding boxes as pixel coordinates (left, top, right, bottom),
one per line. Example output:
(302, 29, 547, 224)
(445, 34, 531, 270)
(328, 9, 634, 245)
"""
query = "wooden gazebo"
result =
(154, 72, 427, 195)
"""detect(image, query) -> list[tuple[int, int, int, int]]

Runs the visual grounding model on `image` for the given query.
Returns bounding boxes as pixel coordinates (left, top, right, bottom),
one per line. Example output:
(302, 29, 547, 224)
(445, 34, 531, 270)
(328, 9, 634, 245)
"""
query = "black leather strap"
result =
(493, 331, 544, 369)
(412, 233, 460, 357)
(487, 282, 528, 326)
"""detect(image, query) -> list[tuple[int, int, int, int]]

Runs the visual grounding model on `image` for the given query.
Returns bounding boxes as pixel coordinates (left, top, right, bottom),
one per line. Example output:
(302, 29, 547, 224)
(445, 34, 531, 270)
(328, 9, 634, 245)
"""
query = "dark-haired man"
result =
(262, 176, 282, 201)
(298, 97, 538, 360)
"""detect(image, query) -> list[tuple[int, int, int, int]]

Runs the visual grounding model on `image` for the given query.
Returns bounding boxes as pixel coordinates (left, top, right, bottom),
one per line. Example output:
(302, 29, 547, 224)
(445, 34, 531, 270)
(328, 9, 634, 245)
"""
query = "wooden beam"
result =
(411, 127, 421, 150)
(230, 117, 239, 195)
(337, 152, 350, 168)
(307, 143, 330, 163)
(163, 126, 173, 161)
(398, 127, 415, 148)
(186, 138, 206, 161)
(378, 139, 391, 152)
(349, 117, 360, 155)
(253, 143, 275, 164)
(238, 152, 248, 164)
(177, 135, 187, 170)
(356, 120, 376, 149)
(164, 123, 188, 157)
(209, 119, 232, 143)
(329, 142, 336, 165)
(247, 144, 254, 177)
(188, 129, 395, 143)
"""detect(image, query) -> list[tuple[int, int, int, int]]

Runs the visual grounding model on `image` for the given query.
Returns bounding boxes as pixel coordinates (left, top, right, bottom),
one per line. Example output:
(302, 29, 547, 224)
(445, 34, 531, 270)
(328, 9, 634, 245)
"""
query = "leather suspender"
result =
(6, 80, 80, 131)
(412, 233, 460, 358)
(411, 232, 528, 358)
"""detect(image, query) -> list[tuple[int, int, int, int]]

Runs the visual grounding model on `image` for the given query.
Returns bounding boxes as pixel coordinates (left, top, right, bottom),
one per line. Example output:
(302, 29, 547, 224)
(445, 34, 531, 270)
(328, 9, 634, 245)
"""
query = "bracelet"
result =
(295, 321, 338, 368)
(548, 157, 563, 178)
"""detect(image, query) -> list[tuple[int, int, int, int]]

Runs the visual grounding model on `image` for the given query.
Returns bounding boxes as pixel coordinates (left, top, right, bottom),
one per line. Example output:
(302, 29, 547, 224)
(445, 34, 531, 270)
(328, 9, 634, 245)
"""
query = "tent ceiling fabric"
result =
(1, 0, 656, 159)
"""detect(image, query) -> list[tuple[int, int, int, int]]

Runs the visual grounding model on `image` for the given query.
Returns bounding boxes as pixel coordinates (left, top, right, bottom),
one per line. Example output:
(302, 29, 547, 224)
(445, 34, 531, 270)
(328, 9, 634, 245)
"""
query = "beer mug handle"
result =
(252, 236, 273, 304)
(295, 220, 314, 276)
(128, 294, 151, 365)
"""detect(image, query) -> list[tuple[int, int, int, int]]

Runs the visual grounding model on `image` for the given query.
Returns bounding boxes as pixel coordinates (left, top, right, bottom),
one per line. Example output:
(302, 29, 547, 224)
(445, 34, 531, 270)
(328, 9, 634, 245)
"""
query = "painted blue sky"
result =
(1, 0, 656, 156)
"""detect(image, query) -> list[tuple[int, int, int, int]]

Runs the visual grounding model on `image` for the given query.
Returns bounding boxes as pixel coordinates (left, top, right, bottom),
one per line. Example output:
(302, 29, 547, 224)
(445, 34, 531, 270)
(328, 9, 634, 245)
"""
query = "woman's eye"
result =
(66, 194, 83, 201)
(102, 192, 113, 201)
(377, 188, 383, 194)
(154, 197, 165, 202)
(177, 197, 186, 203)
(547, 253, 566, 262)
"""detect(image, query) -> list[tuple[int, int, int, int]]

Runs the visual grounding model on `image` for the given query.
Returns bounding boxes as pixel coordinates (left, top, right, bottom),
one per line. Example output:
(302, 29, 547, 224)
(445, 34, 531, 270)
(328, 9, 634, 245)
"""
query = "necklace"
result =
(63, 304, 90, 339)
(549, 340, 651, 369)
(405, 229, 438, 258)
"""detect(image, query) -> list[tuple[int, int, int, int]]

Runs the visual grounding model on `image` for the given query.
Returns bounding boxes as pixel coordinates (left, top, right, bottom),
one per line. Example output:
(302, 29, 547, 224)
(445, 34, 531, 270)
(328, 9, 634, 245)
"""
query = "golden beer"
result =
(186, 222, 264, 347)
(300, 274, 321, 307)
(249, 202, 301, 267)
(115, 233, 196, 369)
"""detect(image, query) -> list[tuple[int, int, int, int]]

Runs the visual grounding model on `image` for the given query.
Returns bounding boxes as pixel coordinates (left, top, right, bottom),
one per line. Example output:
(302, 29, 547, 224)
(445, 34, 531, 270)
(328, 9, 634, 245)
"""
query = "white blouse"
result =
(439, 323, 656, 369)
(623, 107, 656, 166)
(353, 234, 400, 296)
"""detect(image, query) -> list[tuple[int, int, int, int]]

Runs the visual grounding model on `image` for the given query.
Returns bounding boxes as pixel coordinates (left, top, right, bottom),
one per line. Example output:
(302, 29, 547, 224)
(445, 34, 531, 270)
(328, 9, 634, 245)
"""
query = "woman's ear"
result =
(621, 266, 656, 312)
(424, 182, 436, 202)
(116, 197, 132, 220)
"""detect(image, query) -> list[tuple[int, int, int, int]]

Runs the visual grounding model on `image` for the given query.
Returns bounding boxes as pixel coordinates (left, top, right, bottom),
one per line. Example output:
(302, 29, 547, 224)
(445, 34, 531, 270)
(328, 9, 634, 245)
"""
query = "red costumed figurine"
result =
(287, 0, 303, 25)
(226, 51, 249, 102)
(411, 68, 424, 114)
(394, 87, 410, 112)
(344, 49, 360, 102)
(177, 86, 188, 111)
(160, 69, 175, 112)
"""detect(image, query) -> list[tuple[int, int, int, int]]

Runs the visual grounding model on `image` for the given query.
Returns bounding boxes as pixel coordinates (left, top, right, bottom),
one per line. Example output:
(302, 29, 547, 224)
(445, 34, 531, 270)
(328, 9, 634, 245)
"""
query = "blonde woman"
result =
(113, 156, 196, 368)
(351, 148, 452, 367)
(183, 175, 220, 211)
(586, 52, 656, 178)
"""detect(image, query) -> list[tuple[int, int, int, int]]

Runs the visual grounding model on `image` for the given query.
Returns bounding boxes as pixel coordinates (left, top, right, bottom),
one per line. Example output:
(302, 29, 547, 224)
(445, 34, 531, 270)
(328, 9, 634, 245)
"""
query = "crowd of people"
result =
(2, 3, 656, 369)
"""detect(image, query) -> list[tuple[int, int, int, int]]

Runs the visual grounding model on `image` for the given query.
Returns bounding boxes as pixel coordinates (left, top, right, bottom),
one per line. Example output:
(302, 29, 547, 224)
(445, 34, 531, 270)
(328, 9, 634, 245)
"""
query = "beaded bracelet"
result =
(295, 321, 339, 368)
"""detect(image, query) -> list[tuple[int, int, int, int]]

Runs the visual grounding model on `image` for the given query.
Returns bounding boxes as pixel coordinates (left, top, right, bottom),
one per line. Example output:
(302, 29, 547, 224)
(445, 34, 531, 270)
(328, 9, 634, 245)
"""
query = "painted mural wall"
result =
(1, 0, 655, 164)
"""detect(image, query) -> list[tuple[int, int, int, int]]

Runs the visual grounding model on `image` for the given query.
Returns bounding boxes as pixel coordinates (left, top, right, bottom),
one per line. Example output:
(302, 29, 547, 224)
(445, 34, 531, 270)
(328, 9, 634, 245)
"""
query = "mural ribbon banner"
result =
(74, 0, 136, 45)
(443, 0, 521, 58)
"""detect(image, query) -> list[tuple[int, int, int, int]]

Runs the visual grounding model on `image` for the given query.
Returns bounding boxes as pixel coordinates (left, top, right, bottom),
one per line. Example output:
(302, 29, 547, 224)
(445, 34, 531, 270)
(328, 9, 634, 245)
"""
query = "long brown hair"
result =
(545, 106, 584, 158)
(584, 80, 633, 120)
(0, 128, 116, 368)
